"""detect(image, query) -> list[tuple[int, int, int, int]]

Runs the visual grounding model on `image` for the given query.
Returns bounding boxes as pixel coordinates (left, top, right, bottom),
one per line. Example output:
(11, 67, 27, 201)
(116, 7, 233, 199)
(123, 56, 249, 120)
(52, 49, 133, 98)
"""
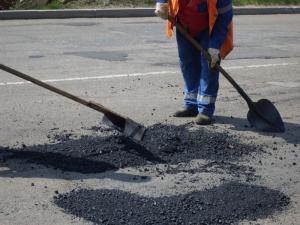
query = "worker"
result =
(155, 0, 233, 125)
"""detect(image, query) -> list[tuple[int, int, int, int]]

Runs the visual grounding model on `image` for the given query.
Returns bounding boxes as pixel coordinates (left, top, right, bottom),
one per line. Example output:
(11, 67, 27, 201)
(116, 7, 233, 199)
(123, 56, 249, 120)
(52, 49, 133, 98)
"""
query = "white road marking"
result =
(268, 81, 300, 88)
(0, 62, 298, 86)
(224, 62, 298, 70)
(0, 71, 177, 86)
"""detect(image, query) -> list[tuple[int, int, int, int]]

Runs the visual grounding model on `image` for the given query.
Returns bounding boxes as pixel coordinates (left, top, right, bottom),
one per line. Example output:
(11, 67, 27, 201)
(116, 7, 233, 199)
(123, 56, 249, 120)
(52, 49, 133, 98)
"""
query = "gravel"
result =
(0, 123, 291, 224)
(0, 123, 262, 178)
(54, 182, 290, 225)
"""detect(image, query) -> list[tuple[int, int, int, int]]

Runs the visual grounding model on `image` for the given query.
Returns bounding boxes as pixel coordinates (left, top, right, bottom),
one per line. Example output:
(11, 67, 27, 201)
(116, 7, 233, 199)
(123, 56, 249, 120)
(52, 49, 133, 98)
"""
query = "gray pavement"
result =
(0, 15, 300, 225)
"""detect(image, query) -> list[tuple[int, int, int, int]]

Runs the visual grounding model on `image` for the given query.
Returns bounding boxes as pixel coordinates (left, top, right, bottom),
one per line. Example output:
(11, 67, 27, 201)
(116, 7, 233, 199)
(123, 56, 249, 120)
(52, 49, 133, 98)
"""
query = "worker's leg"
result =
(196, 31, 220, 118)
(198, 55, 220, 118)
(176, 29, 202, 111)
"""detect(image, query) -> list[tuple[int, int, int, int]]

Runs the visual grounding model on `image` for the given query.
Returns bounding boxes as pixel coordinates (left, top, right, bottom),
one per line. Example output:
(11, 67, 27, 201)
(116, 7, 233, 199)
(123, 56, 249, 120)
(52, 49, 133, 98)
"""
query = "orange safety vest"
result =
(177, 0, 209, 37)
(167, 0, 233, 59)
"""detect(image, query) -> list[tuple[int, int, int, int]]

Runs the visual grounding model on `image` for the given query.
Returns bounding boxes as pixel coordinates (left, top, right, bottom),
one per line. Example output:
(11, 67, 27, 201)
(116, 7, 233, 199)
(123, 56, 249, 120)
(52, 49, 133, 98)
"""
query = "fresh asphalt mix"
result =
(54, 183, 289, 225)
(2, 123, 291, 225)
(0, 15, 300, 225)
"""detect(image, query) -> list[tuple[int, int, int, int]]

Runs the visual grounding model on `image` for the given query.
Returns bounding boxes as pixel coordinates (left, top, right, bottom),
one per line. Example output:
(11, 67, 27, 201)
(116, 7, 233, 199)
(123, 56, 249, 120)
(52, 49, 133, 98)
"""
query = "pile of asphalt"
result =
(142, 123, 260, 163)
(54, 182, 290, 225)
(0, 123, 290, 224)
(0, 123, 261, 178)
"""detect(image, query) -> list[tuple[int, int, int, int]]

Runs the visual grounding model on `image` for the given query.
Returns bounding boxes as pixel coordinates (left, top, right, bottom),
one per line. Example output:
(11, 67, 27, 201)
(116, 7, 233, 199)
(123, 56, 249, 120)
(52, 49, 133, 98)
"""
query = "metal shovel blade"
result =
(124, 118, 147, 141)
(102, 115, 146, 141)
(247, 99, 285, 133)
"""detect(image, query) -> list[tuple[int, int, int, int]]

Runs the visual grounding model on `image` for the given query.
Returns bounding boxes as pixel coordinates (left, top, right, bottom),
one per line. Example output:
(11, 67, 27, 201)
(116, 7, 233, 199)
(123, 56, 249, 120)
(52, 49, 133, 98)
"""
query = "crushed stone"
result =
(54, 182, 290, 225)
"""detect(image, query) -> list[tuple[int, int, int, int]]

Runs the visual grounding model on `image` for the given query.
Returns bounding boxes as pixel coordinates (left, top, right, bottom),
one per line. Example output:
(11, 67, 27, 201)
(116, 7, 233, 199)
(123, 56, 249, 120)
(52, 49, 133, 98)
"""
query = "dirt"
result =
(54, 182, 290, 225)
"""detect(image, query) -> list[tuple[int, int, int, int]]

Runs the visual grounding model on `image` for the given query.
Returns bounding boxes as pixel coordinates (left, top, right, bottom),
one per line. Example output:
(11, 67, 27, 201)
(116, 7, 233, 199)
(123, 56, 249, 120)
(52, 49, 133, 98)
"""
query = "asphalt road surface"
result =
(0, 15, 299, 225)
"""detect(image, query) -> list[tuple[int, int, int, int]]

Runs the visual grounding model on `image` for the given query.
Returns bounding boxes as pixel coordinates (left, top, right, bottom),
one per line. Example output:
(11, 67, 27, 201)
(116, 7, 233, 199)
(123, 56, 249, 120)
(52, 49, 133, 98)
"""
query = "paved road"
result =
(0, 15, 299, 225)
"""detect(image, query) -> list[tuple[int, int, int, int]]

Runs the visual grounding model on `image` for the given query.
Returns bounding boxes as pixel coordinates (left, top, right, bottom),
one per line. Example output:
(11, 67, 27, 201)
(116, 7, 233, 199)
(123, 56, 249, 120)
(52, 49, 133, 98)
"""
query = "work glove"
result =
(155, 3, 169, 20)
(208, 48, 220, 69)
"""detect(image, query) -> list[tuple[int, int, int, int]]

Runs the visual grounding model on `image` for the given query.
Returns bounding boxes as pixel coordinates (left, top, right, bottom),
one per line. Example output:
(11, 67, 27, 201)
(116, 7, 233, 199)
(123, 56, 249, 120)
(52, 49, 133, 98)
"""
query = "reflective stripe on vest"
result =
(167, 0, 233, 59)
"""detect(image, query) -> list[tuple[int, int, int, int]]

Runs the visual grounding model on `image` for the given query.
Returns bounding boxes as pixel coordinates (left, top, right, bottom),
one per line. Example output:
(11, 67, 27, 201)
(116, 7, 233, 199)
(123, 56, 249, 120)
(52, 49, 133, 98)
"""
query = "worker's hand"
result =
(155, 3, 169, 20)
(208, 48, 220, 69)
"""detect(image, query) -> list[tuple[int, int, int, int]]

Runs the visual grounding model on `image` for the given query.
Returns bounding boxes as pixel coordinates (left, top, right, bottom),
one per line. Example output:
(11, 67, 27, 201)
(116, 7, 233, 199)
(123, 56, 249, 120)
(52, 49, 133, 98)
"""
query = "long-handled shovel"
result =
(169, 17, 285, 133)
(0, 64, 146, 141)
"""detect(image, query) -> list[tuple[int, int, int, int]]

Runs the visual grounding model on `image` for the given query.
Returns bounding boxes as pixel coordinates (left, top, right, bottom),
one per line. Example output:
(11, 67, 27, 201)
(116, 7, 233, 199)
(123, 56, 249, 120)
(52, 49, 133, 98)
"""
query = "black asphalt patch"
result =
(63, 51, 128, 61)
(54, 182, 290, 225)
(0, 123, 262, 179)
(0, 124, 290, 224)
(29, 55, 45, 59)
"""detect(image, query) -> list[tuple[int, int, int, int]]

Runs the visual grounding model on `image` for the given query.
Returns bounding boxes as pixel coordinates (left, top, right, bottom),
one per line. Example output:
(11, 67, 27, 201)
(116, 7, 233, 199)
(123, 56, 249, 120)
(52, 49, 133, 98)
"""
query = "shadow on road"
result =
(0, 133, 163, 182)
(0, 150, 152, 183)
(215, 115, 300, 144)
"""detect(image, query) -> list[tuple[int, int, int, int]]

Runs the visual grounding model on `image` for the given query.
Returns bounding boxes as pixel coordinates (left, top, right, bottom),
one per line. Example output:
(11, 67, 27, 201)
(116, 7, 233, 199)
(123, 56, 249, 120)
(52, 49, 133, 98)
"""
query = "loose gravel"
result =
(54, 182, 290, 225)
(0, 123, 291, 224)
(0, 123, 261, 178)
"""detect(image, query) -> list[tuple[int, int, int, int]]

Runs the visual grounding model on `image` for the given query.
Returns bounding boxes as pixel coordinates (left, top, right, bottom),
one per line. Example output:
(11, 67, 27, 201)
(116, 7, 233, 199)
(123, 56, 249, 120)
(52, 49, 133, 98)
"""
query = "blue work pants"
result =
(176, 29, 219, 117)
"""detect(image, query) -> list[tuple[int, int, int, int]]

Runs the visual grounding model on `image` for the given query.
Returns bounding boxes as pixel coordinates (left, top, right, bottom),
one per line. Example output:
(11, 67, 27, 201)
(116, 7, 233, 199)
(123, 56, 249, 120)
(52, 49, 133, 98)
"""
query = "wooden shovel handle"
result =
(0, 63, 122, 117)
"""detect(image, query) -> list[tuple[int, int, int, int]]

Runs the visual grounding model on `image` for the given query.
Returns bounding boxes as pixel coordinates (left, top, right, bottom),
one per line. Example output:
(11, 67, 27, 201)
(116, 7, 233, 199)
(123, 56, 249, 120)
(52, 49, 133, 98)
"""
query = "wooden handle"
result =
(0, 63, 120, 116)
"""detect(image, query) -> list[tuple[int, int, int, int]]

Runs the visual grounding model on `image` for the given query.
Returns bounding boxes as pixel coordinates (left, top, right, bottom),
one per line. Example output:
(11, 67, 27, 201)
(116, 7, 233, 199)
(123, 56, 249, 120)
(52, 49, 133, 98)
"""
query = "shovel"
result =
(0, 64, 146, 141)
(169, 17, 285, 133)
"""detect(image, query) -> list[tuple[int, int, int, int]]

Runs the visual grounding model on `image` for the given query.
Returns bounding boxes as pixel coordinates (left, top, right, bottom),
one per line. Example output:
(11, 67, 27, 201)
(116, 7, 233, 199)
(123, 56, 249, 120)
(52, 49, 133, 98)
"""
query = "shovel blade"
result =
(124, 118, 147, 142)
(247, 99, 285, 133)
(102, 115, 146, 142)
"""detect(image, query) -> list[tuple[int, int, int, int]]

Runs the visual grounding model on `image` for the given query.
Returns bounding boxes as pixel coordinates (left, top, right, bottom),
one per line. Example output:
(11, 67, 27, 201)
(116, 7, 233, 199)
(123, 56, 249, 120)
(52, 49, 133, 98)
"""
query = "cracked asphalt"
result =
(0, 15, 299, 225)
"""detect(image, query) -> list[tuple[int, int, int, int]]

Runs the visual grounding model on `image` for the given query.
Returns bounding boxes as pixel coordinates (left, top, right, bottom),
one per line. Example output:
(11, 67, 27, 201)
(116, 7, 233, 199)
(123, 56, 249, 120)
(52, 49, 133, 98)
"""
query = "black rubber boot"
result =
(173, 108, 198, 117)
(194, 113, 212, 125)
